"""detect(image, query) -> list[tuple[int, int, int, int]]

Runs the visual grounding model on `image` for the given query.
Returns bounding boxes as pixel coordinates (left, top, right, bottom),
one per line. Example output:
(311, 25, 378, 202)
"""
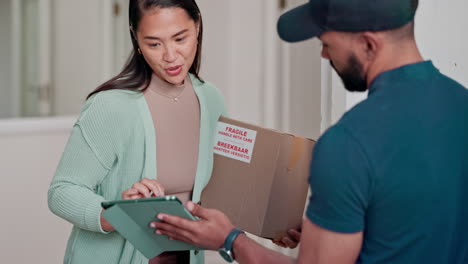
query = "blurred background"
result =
(0, 0, 466, 263)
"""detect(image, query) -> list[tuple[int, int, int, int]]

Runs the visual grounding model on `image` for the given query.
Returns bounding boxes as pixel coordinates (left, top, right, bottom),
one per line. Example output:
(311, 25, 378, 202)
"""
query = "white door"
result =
(110, 0, 132, 76)
(101, 0, 134, 80)
(280, 0, 323, 139)
(15, 0, 51, 117)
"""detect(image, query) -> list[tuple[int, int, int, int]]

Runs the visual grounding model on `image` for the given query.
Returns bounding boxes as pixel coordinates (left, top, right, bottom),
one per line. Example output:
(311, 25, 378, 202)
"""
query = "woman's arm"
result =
(48, 124, 112, 233)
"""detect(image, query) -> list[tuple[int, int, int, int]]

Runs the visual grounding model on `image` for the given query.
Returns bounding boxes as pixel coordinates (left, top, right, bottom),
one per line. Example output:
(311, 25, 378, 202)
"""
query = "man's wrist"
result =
(218, 228, 245, 262)
(232, 232, 247, 260)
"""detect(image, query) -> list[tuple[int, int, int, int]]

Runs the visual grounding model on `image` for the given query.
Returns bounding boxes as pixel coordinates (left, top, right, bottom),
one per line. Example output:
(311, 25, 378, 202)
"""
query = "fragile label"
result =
(213, 121, 257, 163)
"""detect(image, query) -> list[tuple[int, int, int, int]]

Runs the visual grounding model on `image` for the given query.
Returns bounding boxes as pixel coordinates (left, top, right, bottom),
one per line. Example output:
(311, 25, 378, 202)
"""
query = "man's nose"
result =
(321, 47, 329, 59)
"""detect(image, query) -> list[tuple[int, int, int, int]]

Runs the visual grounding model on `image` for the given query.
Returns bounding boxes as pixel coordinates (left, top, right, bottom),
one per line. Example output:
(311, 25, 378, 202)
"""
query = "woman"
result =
(48, 0, 226, 263)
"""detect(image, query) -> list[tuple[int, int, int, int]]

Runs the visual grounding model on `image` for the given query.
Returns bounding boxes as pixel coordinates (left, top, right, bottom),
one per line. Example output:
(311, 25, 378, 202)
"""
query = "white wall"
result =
(199, 0, 266, 125)
(283, 38, 322, 139)
(0, 0, 12, 118)
(0, 117, 73, 263)
(416, 0, 468, 88)
(197, 0, 231, 101)
(51, 0, 105, 116)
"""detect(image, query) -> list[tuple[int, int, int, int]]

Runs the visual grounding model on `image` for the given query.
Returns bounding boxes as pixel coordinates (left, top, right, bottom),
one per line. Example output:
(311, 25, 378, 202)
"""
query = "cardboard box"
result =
(201, 117, 315, 240)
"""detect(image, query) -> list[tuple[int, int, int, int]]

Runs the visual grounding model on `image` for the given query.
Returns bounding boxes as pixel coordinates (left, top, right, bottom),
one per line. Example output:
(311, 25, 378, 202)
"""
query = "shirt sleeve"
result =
(306, 124, 373, 233)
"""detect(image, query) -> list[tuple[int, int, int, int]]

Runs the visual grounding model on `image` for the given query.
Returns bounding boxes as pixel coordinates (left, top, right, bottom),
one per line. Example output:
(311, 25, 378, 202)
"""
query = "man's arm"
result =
(232, 217, 362, 264)
(296, 219, 362, 263)
(153, 201, 362, 264)
(230, 233, 295, 264)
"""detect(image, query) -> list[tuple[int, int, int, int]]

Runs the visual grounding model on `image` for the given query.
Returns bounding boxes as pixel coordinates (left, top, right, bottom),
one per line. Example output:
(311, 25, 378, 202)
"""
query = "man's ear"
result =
(359, 32, 381, 61)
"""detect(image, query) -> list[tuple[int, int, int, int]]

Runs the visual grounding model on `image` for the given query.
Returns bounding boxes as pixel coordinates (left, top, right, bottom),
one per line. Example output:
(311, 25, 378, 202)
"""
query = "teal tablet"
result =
(101, 196, 201, 259)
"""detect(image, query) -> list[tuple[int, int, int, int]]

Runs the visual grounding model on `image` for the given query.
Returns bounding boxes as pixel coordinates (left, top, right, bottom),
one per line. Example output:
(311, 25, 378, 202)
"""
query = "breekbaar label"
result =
(213, 122, 257, 163)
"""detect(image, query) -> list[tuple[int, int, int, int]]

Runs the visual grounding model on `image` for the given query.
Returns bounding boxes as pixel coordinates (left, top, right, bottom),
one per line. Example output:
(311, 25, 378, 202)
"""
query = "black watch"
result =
(218, 228, 245, 262)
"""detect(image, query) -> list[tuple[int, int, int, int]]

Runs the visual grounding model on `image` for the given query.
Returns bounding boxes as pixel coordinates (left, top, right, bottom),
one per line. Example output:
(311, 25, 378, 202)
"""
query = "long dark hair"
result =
(87, 0, 204, 99)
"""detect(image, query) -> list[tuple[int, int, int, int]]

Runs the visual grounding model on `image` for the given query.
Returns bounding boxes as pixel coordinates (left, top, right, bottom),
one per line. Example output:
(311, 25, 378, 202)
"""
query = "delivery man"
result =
(152, 0, 468, 263)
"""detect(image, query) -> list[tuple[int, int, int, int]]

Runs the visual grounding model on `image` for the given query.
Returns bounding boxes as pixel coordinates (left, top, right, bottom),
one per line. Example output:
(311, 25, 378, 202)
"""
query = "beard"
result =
(331, 54, 368, 92)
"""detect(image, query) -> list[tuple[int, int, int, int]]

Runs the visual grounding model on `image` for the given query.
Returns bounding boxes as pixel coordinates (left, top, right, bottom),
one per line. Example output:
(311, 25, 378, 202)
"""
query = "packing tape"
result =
(287, 137, 305, 171)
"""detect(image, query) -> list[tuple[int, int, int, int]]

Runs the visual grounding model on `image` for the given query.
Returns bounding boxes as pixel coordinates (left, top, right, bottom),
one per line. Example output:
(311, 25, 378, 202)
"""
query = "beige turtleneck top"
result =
(143, 73, 200, 205)
(145, 74, 200, 264)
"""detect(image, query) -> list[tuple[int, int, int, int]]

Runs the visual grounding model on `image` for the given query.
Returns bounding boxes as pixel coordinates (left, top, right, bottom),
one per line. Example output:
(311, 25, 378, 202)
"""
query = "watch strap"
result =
(223, 228, 245, 257)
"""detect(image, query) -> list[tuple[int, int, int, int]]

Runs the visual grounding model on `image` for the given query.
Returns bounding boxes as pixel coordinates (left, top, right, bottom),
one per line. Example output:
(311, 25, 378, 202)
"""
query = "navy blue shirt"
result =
(307, 61, 468, 263)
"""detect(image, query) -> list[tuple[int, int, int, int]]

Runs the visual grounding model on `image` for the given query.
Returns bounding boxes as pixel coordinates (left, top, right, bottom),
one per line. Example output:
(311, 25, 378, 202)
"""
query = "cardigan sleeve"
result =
(48, 124, 111, 233)
(47, 92, 126, 233)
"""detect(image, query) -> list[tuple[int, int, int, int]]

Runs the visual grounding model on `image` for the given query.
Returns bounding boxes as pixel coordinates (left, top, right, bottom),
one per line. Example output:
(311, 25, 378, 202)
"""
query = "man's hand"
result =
(150, 201, 234, 250)
(272, 226, 302, 249)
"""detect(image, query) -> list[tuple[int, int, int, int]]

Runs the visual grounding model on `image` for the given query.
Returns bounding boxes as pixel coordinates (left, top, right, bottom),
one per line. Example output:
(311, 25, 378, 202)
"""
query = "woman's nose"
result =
(163, 45, 177, 62)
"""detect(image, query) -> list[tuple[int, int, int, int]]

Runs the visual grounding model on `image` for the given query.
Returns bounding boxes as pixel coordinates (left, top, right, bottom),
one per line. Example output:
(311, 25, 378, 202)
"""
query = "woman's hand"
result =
(122, 178, 166, 200)
(104, 178, 165, 232)
(101, 209, 115, 232)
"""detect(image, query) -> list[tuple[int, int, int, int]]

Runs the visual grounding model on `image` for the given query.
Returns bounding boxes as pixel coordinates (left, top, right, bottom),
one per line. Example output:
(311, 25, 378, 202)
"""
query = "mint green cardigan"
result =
(48, 75, 226, 264)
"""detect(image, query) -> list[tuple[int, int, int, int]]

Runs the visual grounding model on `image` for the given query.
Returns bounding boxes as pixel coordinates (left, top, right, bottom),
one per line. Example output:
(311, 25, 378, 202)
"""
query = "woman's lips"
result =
(165, 66, 182, 76)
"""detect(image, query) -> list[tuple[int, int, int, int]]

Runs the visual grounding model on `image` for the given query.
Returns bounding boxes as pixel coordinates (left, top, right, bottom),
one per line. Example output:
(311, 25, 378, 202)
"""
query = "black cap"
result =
(277, 0, 418, 42)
